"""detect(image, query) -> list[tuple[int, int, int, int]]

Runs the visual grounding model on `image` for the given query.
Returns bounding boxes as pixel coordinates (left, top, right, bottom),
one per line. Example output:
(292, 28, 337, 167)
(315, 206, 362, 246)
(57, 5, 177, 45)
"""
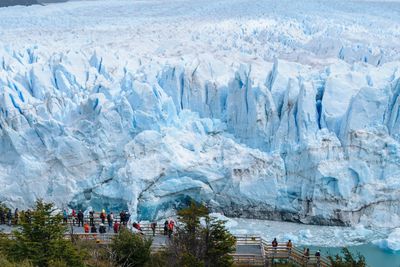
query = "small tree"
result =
(166, 201, 236, 267)
(111, 228, 152, 267)
(5, 200, 83, 267)
(328, 247, 366, 267)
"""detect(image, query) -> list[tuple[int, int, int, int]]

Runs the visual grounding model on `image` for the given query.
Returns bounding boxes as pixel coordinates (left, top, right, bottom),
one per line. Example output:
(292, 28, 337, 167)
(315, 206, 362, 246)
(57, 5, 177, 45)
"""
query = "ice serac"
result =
(0, 0, 400, 228)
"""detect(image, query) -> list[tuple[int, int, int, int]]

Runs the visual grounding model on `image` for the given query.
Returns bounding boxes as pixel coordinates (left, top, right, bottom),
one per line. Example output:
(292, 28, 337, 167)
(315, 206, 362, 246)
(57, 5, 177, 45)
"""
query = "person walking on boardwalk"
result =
(113, 221, 120, 233)
(63, 209, 68, 224)
(100, 209, 106, 224)
(107, 212, 113, 230)
(77, 210, 84, 227)
(303, 248, 310, 264)
(168, 220, 175, 238)
(151, 222, 157, 236)
(0, 208, 4, 224)
(89, 211, 94, 226)
(315, 249, 321, 267)
(6, 209, 12, 226)
(71, 209, 76, 226)
(164, 220, 169, 235)
(120, 211, 125, 225)
(14, 208, 19, 225)
(286, 239, 292, 256)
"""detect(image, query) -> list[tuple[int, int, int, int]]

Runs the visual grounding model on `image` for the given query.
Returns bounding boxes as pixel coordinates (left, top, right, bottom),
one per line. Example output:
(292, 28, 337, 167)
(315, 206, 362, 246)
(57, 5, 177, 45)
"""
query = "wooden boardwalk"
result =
(1, 219, 332, 267)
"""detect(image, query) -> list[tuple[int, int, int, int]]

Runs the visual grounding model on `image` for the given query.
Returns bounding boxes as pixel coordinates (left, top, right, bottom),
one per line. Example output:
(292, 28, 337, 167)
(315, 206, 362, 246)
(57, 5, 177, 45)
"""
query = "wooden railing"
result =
(3, 223, 334, 266)
(263, 243, 331, 267)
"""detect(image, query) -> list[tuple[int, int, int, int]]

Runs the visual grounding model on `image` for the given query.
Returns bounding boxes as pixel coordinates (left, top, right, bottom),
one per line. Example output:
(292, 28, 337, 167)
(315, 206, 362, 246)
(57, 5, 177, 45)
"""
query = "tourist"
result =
(71, 209, 76, 226)
(6, 209, 12, 226)
(63, 209, 68, 224)
(168, 220, 175, 238)
(315, 249, 321, 267)
(99, 223, 106, 234)
(100, 209, 106, 224)
(89, 211, 94, 226)
(113, 221, 120, 233)
(163, 220, 169, 235)
(0, 208, 4, 224)
(120, 211, 125, 225)
(14, 208, 19, 225)
(77, 210, 84, 227)
(272, 238, 278, 248)
(151, 222, 157, 236)
(303, 248, 310, 263)
(107, 212, 113, 230)
(286, 239, 292, 255)
(125, 211, 130, 225)
(84, 223, 90, 233)
(90, 224, 97, 233)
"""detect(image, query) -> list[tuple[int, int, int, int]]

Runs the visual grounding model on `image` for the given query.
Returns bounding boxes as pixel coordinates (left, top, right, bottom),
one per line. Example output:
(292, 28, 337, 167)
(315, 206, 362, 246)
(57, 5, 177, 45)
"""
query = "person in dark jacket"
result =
(164, 220, 169, 235)
(77, 210, 84, 227)
(6, 209, 12, 226)
(99, 223, 106, 234)
(90, 224, 97, 233)
(151, 222, 157, 236)
(120, 211, 125, 225)
(89, 211, 94, 226)
(107, 212, 113, 230)
(0, 209, 5, 224)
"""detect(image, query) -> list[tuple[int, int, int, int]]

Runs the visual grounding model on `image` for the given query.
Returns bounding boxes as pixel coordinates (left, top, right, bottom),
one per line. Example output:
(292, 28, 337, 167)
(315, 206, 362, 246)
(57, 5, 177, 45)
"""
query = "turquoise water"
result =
(306, 244, 400, 267)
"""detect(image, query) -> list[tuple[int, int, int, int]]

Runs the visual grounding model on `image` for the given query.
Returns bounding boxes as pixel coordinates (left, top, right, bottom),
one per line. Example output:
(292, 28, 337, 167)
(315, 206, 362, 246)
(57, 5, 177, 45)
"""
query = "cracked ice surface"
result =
(0, 0, 400, 228)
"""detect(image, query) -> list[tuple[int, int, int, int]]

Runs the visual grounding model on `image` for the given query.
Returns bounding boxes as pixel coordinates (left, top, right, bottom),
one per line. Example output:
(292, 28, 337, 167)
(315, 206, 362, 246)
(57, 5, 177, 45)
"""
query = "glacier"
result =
(0, 0, 400, 229)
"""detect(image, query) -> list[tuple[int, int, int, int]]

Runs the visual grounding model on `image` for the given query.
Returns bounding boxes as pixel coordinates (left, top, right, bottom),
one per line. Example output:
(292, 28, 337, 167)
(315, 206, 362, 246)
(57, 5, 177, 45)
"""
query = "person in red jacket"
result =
(113, 221, 120, 233)
(84, 223, 90, 233)
(168, 220, 175, 238)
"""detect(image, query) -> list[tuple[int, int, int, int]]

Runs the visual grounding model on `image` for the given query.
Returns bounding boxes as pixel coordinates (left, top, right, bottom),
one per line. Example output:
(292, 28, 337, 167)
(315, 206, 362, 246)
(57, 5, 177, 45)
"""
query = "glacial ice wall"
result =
(0, 0, 400, 227)
(0, 47, 399, 227)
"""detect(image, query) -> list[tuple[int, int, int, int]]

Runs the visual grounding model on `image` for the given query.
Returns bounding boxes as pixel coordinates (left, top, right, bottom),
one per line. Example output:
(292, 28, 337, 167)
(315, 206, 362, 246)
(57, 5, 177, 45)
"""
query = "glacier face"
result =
(0, 0, 400, 228)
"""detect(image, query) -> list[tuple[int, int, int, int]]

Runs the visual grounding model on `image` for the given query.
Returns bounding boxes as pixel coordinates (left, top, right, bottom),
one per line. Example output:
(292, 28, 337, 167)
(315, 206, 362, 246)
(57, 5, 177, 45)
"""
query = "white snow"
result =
(0, 0, 399, 230)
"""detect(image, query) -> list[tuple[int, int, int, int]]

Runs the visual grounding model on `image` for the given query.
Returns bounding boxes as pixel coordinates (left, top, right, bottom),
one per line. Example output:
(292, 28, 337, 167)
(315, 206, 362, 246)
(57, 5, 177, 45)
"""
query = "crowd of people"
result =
(62, 208, 176, 237)
(271, 238, 322, 265)
(0, 208, 31, 226)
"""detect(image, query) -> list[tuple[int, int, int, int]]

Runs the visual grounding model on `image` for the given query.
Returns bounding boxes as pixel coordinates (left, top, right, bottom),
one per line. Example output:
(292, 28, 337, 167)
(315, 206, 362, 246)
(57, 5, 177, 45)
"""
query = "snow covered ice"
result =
(0, 0, 400, 236)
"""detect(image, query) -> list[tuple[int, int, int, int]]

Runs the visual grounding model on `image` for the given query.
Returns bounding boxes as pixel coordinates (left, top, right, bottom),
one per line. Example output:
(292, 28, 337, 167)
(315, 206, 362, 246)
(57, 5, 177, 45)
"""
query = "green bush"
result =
(111, 228, 152, 267)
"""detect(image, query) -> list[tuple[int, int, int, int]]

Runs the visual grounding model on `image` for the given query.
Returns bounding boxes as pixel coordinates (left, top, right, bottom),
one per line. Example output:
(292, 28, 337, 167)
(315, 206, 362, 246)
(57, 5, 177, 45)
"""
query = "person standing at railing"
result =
(84, 223, 90, 233)
(71, 209, 76, 226)
(63, 209, 68, 224)
(100, 209, 106, 224)
(6, 208, 12, 226)
(113, 221, 120, 233)
(151, 222, 157, 236)
(107, 212, 113, 231)
(89, 211, 95, 226)
(315, 250, 321, 267)
(91, 224, 97, 233)
(286, 239, 292, 256)
(272, 237, 278, 256)
(303, 248, 310, 264)
(14, 208, 19, 225)
(120, 211, 125, 225)
(168, 220, 175, 238)
(163, 220, 169, 235)
(77, 210, 84, 227)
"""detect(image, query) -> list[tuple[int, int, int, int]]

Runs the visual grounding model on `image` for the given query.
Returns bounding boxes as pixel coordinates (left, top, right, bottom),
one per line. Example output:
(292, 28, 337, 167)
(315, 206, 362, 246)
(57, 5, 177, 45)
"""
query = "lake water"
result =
(213, 214, 400, 267)
(306, 244, 400, 267)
